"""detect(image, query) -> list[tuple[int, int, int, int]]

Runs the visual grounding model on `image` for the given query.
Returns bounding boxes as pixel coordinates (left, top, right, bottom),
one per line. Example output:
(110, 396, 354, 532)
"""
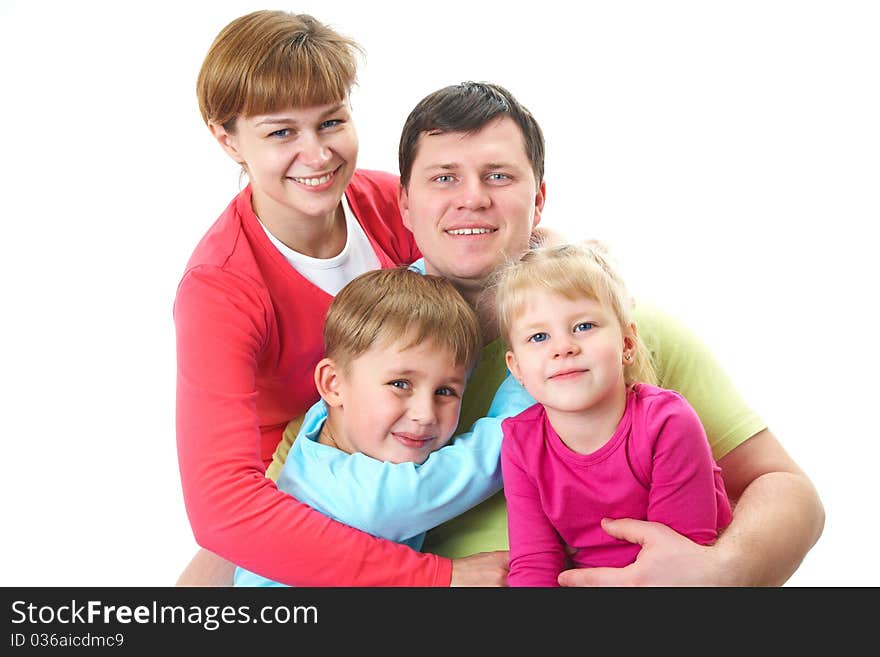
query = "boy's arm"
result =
(276, 376, 536, 542)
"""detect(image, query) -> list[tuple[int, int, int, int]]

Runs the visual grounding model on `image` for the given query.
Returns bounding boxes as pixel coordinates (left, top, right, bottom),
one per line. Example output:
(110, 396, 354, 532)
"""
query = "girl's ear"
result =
(505, 350, 523, 385)
(208, 122, 246, 166)
(622, 322, 638, 365)
(314, 358, 344, 407)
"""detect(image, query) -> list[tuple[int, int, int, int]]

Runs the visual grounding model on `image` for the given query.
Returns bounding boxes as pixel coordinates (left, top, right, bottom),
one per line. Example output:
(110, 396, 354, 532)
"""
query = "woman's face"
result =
(212, 100, 358, 226)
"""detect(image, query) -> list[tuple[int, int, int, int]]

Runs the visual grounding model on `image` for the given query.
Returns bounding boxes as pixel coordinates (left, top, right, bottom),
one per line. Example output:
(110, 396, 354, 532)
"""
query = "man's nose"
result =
(455, 178, 490, 210)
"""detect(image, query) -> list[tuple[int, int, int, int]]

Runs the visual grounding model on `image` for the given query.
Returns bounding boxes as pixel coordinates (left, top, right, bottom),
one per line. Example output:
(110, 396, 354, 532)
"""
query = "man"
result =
(395, 81, 823, 586)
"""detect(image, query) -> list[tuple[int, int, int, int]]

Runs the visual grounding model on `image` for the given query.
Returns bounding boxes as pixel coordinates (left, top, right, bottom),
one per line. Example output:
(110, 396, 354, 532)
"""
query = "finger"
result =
(494, 550, 510, 567)
(558, 565, 632, 588)
(599, 517, 659, 545)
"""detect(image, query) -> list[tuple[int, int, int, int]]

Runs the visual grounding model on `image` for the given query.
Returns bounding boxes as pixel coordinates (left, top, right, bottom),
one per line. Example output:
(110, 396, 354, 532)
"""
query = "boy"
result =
(234, 266, 498, 586)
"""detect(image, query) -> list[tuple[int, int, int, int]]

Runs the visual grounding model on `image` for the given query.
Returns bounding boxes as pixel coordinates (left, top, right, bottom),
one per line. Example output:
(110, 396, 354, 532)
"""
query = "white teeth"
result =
(292, 172, 333, 186)
(446, 228, 495, 236)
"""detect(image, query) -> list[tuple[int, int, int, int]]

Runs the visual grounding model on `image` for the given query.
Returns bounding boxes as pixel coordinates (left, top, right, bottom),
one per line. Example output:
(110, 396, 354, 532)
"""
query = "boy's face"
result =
(399, 117, 545, 298)
(505, 290, 630, 415)
(332, 338, 467, 464)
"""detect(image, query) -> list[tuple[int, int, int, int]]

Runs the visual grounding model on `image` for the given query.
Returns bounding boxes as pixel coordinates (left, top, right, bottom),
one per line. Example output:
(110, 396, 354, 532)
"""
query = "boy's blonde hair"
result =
(197, 10, 363, 129)
(495, 242, 656, 387)
(324, 267, 482, 373)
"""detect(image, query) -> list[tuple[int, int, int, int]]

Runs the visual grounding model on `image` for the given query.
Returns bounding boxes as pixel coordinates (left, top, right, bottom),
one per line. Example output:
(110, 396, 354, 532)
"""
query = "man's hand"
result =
(557, 518, 729, 587)
(450, 550, 510, 587)
(176, 548, 236, 587)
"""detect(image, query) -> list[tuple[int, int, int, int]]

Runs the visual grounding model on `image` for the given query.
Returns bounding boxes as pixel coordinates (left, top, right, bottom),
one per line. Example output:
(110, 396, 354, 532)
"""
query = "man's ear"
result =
(314, 358, 344, 407)
(208, 122, 246, 166)
(531, 179, 547, 230)
(398, 184, 413, 232)
(505, 350, 523, 384)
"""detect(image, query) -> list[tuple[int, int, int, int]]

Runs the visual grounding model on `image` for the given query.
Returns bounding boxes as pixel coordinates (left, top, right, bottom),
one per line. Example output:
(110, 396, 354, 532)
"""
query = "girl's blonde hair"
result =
(324, 267, 482, 374)
(495, 242, 656, 387)
(196, 10, 363, 129)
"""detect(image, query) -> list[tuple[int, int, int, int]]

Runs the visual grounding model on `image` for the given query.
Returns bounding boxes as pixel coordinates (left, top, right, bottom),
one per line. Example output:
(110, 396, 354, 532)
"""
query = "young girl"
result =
(495, 243, 733, 586)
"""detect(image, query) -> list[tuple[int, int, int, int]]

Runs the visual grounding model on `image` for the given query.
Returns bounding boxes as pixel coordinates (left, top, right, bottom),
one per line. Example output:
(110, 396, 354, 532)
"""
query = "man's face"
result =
(399, 117, 546, 298)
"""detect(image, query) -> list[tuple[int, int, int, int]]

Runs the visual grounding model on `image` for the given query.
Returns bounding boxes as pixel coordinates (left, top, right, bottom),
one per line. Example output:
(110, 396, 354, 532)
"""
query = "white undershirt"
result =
(259, 195, 382, 295)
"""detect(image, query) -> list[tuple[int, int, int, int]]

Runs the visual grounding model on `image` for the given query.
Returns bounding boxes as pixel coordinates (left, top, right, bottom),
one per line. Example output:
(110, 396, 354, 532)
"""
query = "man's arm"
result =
(176, 549, 235, 587)
(708, 428, 824, 585)
(557, 428, 824, 586)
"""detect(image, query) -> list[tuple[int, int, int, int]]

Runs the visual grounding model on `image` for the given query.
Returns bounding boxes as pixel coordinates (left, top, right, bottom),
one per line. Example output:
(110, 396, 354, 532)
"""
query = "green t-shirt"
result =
(420, 303, 766, 558)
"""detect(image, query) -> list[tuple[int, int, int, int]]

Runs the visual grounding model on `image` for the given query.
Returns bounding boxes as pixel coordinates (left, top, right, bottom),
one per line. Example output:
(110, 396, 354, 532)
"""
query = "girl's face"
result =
(504, 289, 634, 416)
(211, 100, 358, 226)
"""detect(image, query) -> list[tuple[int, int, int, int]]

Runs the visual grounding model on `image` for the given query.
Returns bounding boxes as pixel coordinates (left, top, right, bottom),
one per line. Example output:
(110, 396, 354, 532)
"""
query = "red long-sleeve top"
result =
(174, 170, 450, 586)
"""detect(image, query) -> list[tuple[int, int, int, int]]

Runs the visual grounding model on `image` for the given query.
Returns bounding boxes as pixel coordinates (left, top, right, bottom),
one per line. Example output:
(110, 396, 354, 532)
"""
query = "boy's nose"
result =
(409, 392, 438, 425)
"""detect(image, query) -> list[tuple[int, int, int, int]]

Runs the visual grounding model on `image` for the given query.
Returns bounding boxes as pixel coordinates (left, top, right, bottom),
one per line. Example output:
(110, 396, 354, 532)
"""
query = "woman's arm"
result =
(175, 267, 450, 586)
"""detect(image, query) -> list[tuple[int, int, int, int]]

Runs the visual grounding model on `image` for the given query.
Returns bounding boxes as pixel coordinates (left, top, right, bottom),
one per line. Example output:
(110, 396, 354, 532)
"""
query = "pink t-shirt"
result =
(501, 383, 732, 587)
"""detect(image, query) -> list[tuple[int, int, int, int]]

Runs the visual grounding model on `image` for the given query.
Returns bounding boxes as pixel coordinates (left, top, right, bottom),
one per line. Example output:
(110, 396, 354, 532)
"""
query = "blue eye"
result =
(320, 119, 343, 129)
(436, 387, 458, 397)
(574, 322, 594, 333)
(486, 173, 509, 181)
(389, 380, 411, 390)
(528, 332, 549, 343)
(268, 128, 291, 138)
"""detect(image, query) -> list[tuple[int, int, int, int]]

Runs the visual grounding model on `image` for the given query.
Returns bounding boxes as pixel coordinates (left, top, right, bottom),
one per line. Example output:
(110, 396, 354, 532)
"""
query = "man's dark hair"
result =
(398, 81, 545, 187)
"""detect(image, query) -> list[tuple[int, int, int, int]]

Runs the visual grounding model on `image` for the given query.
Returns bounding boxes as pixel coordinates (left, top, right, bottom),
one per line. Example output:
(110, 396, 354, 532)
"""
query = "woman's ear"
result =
(314, 358, 344, 407)
(208, 122, 246, 165)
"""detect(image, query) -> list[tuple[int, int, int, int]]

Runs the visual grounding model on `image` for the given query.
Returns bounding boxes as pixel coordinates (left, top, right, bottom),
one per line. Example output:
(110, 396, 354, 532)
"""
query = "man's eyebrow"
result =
(421, 161, 521, 171)
(422, 163, 459, 171)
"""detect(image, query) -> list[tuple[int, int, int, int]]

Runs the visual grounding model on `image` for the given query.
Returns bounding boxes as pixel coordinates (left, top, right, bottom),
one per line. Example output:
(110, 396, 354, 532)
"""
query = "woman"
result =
(175, 10, 482, 586)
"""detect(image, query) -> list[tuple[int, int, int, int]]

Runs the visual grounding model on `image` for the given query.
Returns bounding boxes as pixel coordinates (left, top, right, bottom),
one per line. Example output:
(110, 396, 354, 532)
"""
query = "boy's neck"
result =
(318, 411, 350, 454)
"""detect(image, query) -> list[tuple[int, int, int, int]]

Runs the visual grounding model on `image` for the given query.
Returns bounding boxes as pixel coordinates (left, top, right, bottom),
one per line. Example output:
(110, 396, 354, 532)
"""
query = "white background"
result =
(1, 0, 877, 586)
